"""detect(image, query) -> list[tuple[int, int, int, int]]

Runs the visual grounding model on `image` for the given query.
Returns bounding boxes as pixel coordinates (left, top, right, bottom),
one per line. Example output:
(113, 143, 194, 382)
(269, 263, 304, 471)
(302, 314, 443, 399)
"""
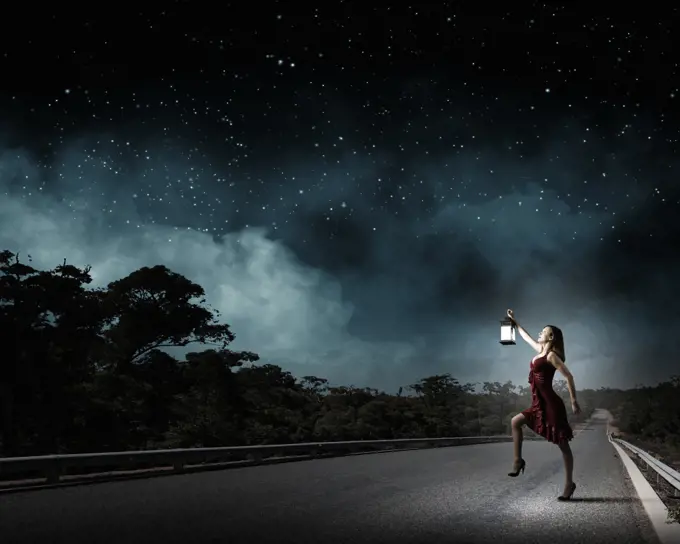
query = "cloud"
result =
(0, 158, 430, 392)
(1, 132, 677, 394)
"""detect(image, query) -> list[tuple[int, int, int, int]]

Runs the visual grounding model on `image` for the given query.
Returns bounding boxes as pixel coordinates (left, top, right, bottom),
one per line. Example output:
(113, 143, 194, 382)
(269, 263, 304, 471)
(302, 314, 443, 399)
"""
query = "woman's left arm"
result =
(547, 352, 581, 414)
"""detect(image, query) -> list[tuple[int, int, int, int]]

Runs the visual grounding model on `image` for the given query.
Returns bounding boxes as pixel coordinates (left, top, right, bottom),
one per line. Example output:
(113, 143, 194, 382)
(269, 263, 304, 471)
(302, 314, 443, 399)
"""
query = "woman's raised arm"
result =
(507, 309, 541, 353)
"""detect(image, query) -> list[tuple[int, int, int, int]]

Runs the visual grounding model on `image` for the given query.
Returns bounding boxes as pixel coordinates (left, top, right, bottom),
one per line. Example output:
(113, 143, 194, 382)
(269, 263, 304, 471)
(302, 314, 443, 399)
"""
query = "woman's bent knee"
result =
(511, 414, 525, 428)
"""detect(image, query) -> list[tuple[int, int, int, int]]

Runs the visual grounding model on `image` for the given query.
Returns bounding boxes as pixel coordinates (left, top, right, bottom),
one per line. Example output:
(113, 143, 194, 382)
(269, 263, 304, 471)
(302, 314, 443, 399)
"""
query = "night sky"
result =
(1, 5, 679, 392)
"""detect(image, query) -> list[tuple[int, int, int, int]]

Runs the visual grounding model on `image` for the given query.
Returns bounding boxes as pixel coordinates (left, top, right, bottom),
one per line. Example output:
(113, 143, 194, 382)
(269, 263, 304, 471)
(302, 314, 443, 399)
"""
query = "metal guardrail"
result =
(0, 435, 535, 486)
(612, 437, 680, 493)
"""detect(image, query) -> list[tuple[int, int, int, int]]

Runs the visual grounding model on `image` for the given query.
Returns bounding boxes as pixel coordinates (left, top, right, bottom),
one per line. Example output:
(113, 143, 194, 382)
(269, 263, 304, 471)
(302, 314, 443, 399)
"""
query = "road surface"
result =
(0, 410, 659, 544)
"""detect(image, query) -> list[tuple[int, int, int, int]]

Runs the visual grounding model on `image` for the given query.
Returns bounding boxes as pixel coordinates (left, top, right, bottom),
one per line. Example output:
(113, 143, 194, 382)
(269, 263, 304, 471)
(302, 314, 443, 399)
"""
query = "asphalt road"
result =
(0, 411, 660, 544)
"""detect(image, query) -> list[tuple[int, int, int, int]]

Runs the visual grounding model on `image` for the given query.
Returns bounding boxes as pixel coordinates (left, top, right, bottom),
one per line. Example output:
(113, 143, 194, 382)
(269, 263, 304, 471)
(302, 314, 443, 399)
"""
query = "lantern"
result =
(500, 317, 516, 345)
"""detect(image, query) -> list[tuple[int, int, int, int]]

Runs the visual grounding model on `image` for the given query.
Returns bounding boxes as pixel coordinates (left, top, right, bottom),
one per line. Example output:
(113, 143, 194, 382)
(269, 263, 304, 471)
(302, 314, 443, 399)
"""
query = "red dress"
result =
(521, 352, 573, 445)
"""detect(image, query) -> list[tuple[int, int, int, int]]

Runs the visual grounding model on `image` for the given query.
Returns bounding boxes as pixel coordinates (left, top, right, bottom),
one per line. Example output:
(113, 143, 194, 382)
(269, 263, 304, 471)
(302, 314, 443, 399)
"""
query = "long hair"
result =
(546, 325, 566, 362)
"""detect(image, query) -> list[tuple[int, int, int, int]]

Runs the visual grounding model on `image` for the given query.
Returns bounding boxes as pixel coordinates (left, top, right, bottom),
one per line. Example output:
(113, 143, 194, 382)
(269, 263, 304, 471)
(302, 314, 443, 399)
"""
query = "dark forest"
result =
(1, 250, 677, 464)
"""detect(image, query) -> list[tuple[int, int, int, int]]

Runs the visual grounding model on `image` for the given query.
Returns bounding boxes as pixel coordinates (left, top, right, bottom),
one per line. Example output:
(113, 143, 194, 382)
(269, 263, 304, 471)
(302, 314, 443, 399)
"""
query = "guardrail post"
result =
(173, 461, 184, 473)
(250, 453, 263, 464)
(46, 459, 61, 484)
(653, 454, 661, 486)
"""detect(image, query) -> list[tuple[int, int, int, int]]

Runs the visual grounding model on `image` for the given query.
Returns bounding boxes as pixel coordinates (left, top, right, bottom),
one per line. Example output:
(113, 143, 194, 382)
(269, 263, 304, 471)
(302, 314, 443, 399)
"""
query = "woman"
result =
(506, 309, 581, 501)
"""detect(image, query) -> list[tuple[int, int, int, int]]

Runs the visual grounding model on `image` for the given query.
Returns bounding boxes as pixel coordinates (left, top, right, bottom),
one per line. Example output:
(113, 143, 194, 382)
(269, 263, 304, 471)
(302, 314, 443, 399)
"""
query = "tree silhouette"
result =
(102, 265, 234, 370)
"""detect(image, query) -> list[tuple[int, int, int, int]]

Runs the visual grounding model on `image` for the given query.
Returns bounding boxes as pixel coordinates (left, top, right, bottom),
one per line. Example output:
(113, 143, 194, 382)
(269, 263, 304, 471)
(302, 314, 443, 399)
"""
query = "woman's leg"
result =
(511, 413, 527, 463)
(558, 441, 574, 494)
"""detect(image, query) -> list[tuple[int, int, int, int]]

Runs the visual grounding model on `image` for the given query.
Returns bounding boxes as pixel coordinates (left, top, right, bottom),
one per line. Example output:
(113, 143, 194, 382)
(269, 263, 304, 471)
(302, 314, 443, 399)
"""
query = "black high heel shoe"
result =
(558, 482, 576, 501)
(508, 458, 526, 477)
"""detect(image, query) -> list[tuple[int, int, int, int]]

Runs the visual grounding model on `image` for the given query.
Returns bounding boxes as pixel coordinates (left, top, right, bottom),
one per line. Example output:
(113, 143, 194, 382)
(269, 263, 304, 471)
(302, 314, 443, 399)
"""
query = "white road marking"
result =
(573, 413, 594, 438)
(604, 411, 680, 544)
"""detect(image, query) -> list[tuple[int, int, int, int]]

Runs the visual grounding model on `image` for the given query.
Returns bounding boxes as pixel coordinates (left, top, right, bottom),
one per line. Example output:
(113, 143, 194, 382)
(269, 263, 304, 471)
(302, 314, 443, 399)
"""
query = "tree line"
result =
(598, 378, 680, 463)
(0, 250, 676, 458)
